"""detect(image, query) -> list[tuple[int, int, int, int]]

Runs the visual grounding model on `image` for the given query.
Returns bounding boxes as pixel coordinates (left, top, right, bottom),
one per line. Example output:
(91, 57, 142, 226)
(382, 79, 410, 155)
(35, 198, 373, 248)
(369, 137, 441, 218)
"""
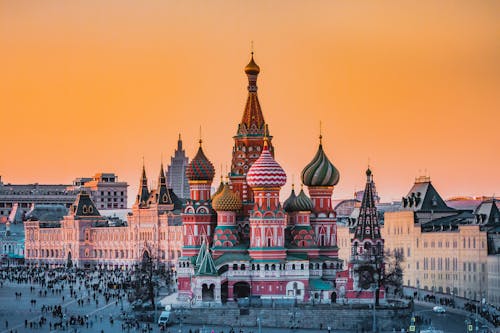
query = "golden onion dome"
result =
(212, 183, 242, 211)
(211, 179, 224, 200)
(245, 53, 260, 75)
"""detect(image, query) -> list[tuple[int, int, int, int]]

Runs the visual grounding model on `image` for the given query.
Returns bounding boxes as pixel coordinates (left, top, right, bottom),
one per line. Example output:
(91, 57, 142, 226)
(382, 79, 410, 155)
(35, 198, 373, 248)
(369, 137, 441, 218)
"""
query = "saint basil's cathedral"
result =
(176, 54, 385, 305)
(23, 53, 385, 305)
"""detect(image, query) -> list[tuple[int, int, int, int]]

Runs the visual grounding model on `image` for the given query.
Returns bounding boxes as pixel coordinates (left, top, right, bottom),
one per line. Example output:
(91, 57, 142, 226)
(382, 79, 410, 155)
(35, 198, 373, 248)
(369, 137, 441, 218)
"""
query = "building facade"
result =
(382, 177, 499, 306)
(24, 167, 182, 270)
(166, 135, 190, 199)
(0, 173, 128, 222)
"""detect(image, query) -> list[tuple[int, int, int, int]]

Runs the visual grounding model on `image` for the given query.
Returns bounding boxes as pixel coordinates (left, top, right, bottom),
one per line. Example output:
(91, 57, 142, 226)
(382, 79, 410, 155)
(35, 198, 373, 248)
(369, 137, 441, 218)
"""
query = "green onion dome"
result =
(283, 186, 297, 212)
(212, 183, 242, 211)
(301, 142, 339, 187)
(290, 188, 314, 212)
(186, 142, 215, 182)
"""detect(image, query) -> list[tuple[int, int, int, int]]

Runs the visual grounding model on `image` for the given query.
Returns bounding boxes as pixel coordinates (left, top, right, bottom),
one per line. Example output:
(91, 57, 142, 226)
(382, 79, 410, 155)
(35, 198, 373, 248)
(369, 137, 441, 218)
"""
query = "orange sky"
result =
(1, 1, 499, 206)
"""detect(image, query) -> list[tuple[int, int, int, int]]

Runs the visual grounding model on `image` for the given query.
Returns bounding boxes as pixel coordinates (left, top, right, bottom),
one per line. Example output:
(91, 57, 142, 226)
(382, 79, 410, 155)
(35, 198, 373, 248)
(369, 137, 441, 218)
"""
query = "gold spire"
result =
(319, 120, 323, 144)
(199, 126, 203, 147)
(263, 123, 269, 148)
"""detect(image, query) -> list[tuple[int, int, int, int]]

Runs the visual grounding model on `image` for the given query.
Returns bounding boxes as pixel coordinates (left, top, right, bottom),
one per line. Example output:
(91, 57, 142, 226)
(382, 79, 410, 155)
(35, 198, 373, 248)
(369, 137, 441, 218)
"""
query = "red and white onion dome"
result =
(246, 141, 287, 188)
(186, 141, 215, 182)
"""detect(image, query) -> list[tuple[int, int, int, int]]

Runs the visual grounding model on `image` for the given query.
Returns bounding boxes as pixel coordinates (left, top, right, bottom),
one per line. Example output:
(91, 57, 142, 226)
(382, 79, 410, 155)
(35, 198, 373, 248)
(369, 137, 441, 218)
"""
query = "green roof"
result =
(214, 252, 251, 266)
(196, 248, 217, 276)
(309, 279, 334, 291)
(286, 253, 308, 260)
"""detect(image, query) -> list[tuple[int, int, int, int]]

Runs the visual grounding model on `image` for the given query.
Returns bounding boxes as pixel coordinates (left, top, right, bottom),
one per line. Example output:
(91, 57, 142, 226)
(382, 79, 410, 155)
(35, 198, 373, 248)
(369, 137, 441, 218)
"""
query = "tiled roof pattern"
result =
(186, 146, 215, 182)
(212, 183, 242, 211)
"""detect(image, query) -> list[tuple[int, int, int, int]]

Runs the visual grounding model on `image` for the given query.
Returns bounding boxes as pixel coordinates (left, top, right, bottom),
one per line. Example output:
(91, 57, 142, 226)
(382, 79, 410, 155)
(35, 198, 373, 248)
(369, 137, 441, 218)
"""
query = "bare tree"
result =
(380, 249, 404, 298)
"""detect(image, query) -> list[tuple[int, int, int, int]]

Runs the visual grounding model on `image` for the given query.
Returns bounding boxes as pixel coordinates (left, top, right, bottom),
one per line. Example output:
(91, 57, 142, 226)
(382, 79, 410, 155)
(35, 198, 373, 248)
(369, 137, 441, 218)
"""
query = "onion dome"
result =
(290, 188, 314, 212)
(211, 178, 224, 199)
(283, 185, 297, 212)
(301, 138, 339, 187)
(246, 141, 287, 188)
(245, 52, 260, 75)
(186, 140, 215, 182)
(212, 183, 242, 211)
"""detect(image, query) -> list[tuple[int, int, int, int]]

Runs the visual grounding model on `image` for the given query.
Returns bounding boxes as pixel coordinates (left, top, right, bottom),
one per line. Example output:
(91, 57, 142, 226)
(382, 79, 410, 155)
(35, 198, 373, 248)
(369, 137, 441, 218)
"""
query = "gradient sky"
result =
(1, 1, 499, 206)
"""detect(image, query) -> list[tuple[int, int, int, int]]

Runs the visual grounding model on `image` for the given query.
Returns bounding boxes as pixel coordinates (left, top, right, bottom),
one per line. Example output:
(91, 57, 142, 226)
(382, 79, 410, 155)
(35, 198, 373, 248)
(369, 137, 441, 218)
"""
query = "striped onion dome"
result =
(301, 142, 339, 187)
(283, 186, 297, 212)
(212, 183, 242, 211)
(246, 141, 287, 188)
(186, 142, 215, 182)
(290, 188, 314, 212)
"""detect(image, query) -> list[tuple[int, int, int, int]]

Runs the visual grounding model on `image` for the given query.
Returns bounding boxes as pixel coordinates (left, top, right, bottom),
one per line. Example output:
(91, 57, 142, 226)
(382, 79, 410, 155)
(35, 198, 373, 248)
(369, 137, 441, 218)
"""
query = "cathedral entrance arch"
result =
(66, 252, 72, 268)
(221, 281, 228, 303)
(233, 281, 250, 299)
(202, 283, 215, 301)
(331, 291, 337, 303)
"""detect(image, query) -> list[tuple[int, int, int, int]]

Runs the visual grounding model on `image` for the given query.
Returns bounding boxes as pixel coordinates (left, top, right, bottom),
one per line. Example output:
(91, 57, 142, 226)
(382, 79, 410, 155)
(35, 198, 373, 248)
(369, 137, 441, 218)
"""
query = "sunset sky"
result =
(1, 1, 499, 206)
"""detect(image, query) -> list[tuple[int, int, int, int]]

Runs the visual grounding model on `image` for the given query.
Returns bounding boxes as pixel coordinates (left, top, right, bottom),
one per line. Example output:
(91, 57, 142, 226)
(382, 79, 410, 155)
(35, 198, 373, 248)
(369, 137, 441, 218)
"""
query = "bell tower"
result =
(230, 53, 274, 216)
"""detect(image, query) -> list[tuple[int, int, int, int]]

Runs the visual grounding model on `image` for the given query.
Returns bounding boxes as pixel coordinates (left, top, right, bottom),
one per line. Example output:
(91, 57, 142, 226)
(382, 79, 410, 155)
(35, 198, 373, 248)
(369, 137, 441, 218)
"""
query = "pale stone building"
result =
(382, 176, 499, 306)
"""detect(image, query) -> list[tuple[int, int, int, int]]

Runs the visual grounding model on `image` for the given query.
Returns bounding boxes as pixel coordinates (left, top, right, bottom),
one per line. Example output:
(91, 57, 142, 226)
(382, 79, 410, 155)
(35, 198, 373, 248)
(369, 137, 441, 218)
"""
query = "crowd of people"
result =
(0, 265, 140, 332)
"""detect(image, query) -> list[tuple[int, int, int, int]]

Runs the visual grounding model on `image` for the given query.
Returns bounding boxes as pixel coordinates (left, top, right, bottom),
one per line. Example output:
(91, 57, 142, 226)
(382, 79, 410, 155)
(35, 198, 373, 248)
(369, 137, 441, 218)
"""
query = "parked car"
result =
(158, 310, 171, 327)
(432, 305, 446, 313)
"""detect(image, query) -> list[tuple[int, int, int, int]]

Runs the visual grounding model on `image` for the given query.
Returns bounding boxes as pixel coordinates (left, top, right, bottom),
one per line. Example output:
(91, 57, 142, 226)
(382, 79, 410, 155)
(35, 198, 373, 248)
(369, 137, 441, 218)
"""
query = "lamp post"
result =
(372, 273, 379, 333)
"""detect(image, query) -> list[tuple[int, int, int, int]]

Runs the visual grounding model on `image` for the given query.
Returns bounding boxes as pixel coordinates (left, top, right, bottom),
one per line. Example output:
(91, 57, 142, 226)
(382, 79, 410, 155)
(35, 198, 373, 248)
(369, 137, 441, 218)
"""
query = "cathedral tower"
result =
(246, 139, 287, 260)
(230, 53, 274, 216)
(301, 134, 340, 257)
(181, 140, 216, 257)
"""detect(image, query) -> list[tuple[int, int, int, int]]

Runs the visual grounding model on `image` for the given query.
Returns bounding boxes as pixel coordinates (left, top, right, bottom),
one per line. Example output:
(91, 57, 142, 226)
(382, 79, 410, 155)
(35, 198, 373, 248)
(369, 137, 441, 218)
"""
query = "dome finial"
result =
(199, 126, 203, 147)
(319, 120, 323, 145)
(245, 49, 260, 75)
(263, 123, 269, 149)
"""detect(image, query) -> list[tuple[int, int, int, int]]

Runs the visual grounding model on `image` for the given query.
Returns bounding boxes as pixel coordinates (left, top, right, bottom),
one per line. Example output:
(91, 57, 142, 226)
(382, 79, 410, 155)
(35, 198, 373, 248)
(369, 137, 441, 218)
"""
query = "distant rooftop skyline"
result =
(1, 1, 498, 205)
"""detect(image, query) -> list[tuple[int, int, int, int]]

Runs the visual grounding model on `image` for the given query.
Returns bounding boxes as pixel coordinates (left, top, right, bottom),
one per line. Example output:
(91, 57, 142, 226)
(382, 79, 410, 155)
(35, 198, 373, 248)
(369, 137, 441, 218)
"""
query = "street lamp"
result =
(372, 273, 379, 333)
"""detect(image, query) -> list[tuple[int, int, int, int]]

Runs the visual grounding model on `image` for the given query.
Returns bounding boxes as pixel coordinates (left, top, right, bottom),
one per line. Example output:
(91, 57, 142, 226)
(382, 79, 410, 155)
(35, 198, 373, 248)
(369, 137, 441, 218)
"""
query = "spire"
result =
(354, 168, 381, 241)
(136, 161, 150, 206)
(157, 161, 172, 205)
(196, 242, 217, 276)
(319, 120, 323, 145)
(177, 133, 182, 150)
(195, 236, 207, 267)
(238, 53, 266, 136)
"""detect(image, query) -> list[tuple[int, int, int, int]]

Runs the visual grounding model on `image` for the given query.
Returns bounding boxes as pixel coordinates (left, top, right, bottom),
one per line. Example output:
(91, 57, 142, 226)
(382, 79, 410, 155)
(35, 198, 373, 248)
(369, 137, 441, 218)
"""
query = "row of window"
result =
(418, 237, 485, 249)
(99, 191, 125, 196)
